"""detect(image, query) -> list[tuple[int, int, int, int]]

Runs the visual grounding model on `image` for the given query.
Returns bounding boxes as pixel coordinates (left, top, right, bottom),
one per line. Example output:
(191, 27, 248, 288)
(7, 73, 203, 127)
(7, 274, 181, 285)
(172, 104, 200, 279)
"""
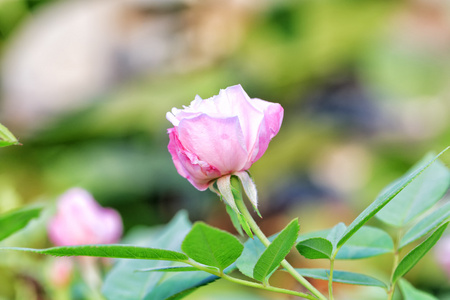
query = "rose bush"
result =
(166, 84, 283, 191)
(48, 188, 122, 246)
(1, 93, 449, 300)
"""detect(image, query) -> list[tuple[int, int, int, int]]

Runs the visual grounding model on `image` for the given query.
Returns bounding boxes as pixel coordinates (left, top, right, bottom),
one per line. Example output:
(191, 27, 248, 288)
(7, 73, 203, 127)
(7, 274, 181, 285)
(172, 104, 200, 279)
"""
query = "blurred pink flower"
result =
(166, 84, 283, 191)
(48, 257, 74, 288)
(435, 235, 450, 277)
(48, 188, 122, 246)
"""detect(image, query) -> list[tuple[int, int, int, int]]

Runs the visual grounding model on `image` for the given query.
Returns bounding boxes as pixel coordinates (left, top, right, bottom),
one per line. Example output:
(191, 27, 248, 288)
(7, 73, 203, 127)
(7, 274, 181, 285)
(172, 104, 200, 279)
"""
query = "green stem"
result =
(234, 196, 327, 300)
(328, 256, 335, 300)
(387, 250, 399, 300)
(222, 273, 317, 300)
(387, 232, 401, 300)
(187, 260, 317, 300)
(79, 258, 105, 300)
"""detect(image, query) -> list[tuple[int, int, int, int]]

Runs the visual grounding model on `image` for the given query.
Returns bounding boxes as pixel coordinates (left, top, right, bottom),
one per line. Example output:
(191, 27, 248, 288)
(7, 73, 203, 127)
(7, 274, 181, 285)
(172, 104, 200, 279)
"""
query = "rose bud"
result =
(48, 188, 122, 246)
(166, 84, 283, 213)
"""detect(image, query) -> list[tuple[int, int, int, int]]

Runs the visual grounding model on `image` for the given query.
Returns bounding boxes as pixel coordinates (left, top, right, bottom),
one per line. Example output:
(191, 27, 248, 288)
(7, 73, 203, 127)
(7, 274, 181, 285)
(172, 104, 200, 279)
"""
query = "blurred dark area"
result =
(0, 0, 449, 299)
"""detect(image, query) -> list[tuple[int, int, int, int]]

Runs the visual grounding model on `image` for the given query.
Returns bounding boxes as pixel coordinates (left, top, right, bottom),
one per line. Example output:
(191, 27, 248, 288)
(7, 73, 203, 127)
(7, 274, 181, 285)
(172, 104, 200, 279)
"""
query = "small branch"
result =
(234, 196, 327, 300)
(328, 257, 335, 300)
(387, 232, 402, 299)
(186, 260, 317, 300)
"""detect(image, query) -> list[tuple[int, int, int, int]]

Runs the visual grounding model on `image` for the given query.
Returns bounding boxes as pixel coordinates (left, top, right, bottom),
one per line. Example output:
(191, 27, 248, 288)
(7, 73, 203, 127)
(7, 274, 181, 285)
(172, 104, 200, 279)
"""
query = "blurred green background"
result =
(0, 0, 449, 299)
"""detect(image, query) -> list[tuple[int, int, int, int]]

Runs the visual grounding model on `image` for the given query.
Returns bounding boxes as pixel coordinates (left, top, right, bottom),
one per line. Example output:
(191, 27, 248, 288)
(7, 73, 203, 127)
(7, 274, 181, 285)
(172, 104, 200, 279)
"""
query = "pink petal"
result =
(168, 128, 220, 190)
(48, 188, 123, 246)
(177, 114, 249, 174)
(247, 100, 284, 166)
(99, 208, 123, 244)
(222, 85, 265, 154)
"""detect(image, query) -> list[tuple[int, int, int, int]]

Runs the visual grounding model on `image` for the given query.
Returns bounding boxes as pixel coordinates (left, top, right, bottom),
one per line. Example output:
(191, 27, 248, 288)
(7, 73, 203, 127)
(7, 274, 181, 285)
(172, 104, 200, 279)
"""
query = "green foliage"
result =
(392, 222, 448, 284)
(297, 229, 330, 243)
(226, 205, 245, 236)
(400, 202, 450, 249)
(398, 279, 438, 300)
(181, 222, 243, 271)
(336, 226, 393, 260)
(0, 207, 41, 241)
(296, 237, 333, 260)
(138, 266, 216, 273)
(253, 219, 299, 282)
(3, 245, 188, 261)
(101, 211, 217, 300)
(297, 225, 394, 260)
(293, 269, 387, 288)
(326, 222, 346, 249)
(337, 147, 449, 248)
(236, 234, 277, 279)
(146, 272, 219, 300)
(376, 154, 450, 227)
(0, 123, 20, 147)
(226, 205, 253, 238)
(237, 212, 253, 239)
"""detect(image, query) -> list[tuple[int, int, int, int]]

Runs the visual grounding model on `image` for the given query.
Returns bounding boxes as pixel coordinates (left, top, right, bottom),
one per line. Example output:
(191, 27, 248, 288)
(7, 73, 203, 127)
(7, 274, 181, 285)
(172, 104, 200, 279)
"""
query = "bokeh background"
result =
(0, 0, 449, 299)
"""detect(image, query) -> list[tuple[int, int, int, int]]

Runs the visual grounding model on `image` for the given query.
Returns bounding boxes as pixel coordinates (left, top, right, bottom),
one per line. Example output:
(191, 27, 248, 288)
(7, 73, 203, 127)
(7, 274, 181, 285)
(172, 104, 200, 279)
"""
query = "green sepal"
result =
(237, 211, 253, 239)
(226, 205, 245, 236)
(229, 176, 254, 238)
(233, 171, 261, 218)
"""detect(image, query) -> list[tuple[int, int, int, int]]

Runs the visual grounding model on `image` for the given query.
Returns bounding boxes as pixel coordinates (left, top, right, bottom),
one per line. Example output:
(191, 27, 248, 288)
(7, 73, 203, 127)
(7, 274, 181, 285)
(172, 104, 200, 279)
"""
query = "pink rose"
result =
(48, 188, 122, 246)
(48, 257, 74, 288)
(166, 84, 283, 191)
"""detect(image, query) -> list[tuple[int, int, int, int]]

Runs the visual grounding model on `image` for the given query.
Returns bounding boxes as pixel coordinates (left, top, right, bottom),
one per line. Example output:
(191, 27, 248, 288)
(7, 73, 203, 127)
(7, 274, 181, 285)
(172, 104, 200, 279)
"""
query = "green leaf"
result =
(137, 266, 217, 273)
(297, 226, 393, 260)
(376, 154, 450, 227)
(181, 222, 243, 271)
(102, 211, 218, 300)
(145, 271, 218, 300)
(297, 229, 330, 243)
(293, 268, 387, 288)
(236, 234, 277, 279)
(337, 147, 449, 248)
(400, 202, 450, 249)
(326, 223, 346, 249)
(233, 172, 261, 218)
(392, 222, 448, 283)
(296, 237, 333, 260)
(398, 279, 438, 300)
(2, 245, 188, 261)
(138, 266, 198, 272)
(253, 219, 299, 282)
(144, 263, 236, 300)
(336, 226, 394, 260)
(0, 207, 42, 242)
(0, 123, 20, 147)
